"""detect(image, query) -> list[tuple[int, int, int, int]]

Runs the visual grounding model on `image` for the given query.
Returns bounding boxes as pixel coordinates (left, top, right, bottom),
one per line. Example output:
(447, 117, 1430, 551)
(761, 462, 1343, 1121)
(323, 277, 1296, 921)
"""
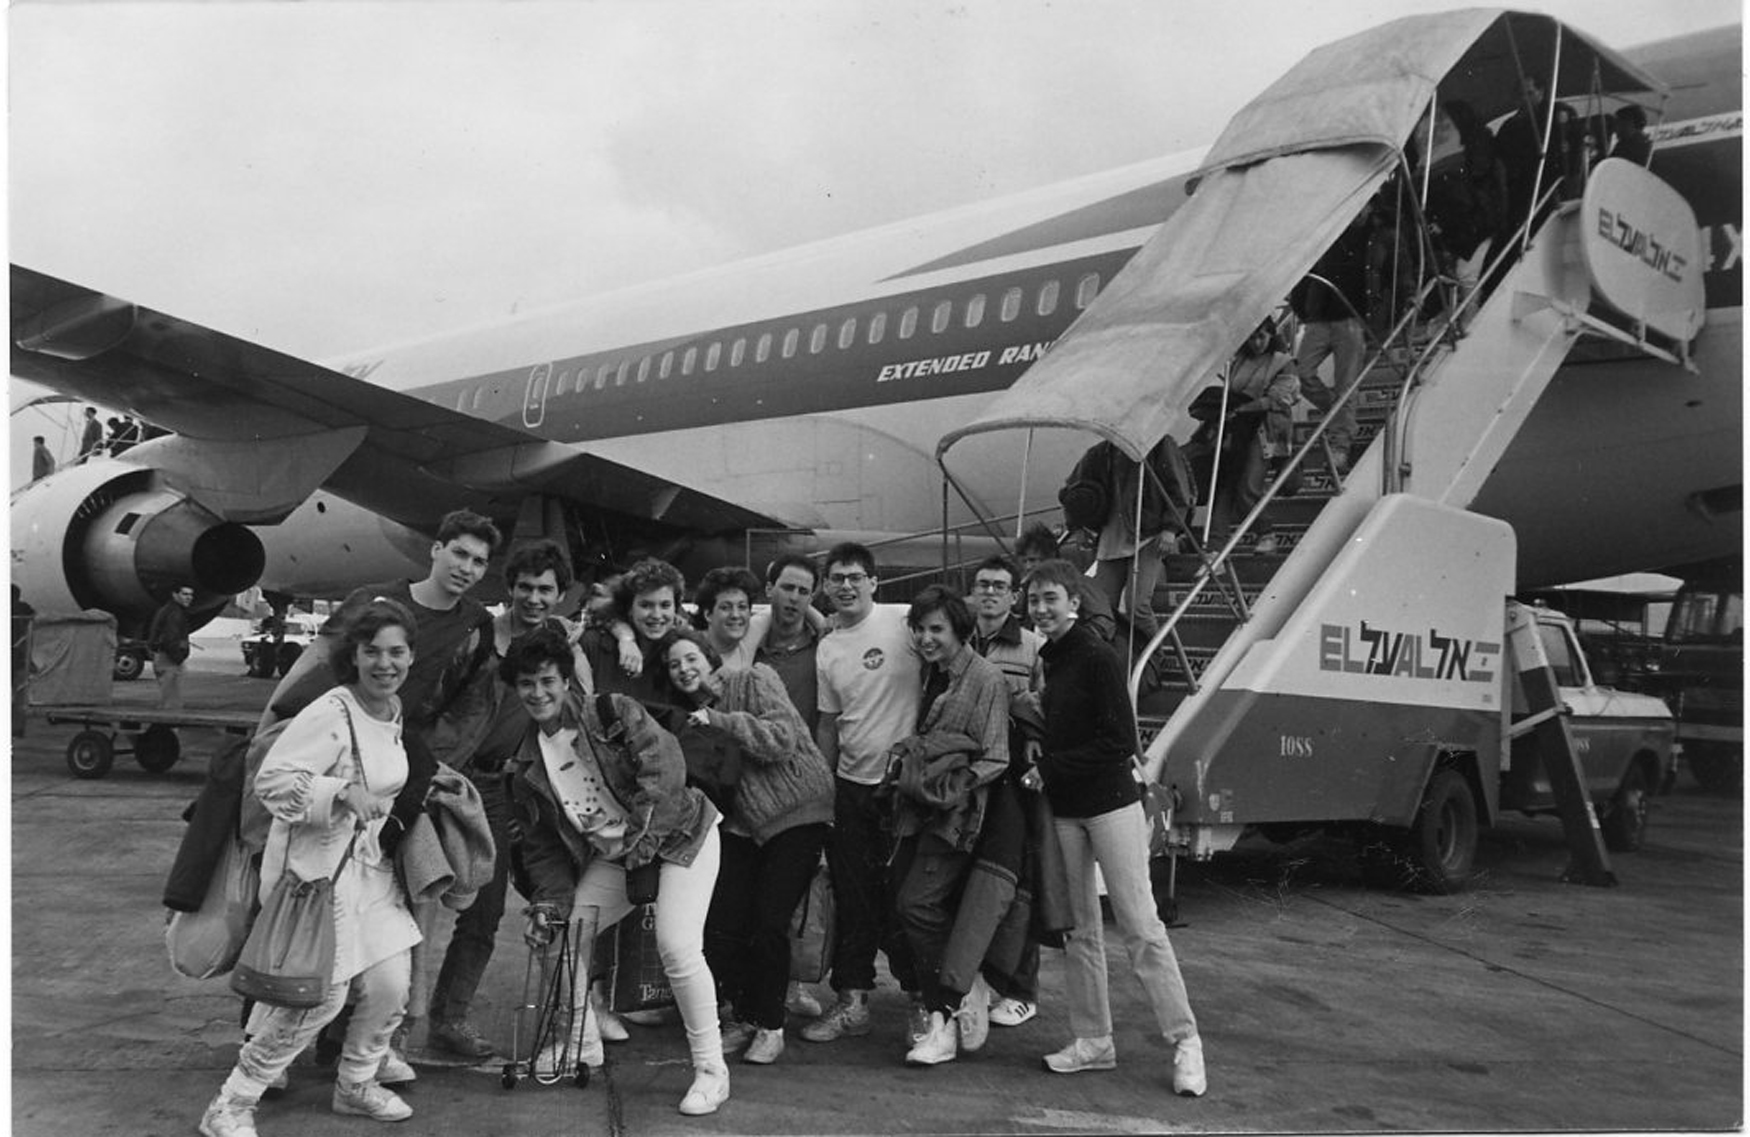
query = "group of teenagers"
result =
(198, 509, 1205, 1137)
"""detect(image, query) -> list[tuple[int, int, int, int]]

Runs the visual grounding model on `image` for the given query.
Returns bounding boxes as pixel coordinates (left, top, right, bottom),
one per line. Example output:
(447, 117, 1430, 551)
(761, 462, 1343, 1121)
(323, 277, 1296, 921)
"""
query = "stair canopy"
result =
(936, 9, 1663, 472)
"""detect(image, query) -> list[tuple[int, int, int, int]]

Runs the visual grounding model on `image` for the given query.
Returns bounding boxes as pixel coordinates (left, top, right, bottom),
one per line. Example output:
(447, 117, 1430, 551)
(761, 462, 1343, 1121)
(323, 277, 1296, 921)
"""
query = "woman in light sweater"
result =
(658, 627, 835, 1066)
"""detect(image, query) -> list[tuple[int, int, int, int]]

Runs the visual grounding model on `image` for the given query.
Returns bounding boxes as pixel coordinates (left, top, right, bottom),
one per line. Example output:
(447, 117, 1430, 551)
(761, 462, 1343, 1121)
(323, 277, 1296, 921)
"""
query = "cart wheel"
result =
(500, 1064, 519, 1090)
(573, 1064, 590, 1089)
(135, 724, 181, 773)
(66, 730, 115, 779)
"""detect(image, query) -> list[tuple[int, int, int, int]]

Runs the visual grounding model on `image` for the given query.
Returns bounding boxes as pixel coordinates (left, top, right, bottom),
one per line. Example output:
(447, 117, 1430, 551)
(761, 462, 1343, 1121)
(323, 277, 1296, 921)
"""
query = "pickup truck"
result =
(241, 613, 320, 679)
(1499, 605, 1678, 853)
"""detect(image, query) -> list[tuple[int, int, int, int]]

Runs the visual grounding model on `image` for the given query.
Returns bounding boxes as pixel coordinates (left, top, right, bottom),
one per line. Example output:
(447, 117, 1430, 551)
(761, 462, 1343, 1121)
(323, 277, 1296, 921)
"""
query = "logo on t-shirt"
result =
(861, 647, 886, 671)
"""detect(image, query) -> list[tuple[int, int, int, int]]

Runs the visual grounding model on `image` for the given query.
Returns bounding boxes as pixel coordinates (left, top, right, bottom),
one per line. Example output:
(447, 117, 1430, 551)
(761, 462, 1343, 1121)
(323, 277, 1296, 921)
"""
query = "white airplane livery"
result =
(9, 11, 1740, 642)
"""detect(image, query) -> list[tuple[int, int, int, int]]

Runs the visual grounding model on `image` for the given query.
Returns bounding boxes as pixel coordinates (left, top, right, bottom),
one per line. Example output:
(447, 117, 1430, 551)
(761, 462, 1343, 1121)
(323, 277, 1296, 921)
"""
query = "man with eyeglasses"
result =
(801, 543, 924, 1045)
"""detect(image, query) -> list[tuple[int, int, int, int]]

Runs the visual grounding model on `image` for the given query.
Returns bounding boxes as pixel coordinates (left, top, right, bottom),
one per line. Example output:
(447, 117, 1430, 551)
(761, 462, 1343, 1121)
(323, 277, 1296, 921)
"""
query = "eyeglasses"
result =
(827, 572, 870, 587)
(971, 580, 1014, 592)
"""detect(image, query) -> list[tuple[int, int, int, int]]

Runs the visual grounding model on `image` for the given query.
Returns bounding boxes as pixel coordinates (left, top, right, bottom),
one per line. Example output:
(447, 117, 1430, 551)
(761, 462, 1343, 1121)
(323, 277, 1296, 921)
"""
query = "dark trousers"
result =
(893, 832, 975, 1014)
(429, 770, 512, 1026)
(827, 778, 916, 994)
(705, 822, 829, 1030)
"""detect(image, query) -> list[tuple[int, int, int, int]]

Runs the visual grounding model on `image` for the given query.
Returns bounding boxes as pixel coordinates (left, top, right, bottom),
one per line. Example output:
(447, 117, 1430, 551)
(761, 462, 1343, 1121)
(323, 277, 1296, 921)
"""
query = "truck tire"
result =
(1601, 761, 1652, 853)
(1688, 747, 1742, 795)
(112, 650, 145, 682)
(1390, 768, 1479, 894)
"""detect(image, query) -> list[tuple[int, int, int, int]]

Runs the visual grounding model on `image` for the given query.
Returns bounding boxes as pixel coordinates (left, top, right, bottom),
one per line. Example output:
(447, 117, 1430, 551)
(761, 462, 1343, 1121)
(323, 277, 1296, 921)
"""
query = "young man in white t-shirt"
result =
(801, 543, 924, 1044)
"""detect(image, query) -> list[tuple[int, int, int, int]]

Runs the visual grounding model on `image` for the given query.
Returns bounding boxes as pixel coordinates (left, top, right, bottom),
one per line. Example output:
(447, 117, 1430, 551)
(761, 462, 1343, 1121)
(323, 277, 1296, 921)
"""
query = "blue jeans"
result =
(1295, 317, 1363, 455)
(226, 950, 410, 1101)
(429, 770, 512, 1026)
(1054, 801, 1196, 1042)
(706, 823, 828, 1029)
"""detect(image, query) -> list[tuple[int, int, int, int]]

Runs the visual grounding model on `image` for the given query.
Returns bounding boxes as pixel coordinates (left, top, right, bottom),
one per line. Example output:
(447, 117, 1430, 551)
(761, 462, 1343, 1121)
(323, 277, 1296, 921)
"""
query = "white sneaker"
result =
(955, 975, 990, 1054)
(377, 1049, 418, 1085)
(678, 1061, 730, 1116)
(743, 1027, 785, 1065)
(719, 1019, 756, 1053)
(591, 992, 630, 1043)
(1043, 1035, 1117, 1074)
(198, 1090, 259, 1137)
(904, 1011, 959, 1066)
(1172, 1035, 1207, 1097)
(331, 1079, 413, 1122)
(785, 981, 822, 1018)
(989, 997, 1037, 1027)
(535, 1034, 602, 1079)
(905, 998, 930, 1046)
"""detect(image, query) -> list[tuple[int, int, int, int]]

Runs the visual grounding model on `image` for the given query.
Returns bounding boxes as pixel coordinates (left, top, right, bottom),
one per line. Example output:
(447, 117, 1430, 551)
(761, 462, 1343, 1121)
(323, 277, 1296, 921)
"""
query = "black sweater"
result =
(1037, 621, 1140, 819)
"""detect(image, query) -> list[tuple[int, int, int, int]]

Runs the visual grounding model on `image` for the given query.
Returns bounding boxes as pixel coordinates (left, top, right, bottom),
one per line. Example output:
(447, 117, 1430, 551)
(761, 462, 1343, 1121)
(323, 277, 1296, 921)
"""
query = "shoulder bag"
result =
(229, 696, 366, 1007)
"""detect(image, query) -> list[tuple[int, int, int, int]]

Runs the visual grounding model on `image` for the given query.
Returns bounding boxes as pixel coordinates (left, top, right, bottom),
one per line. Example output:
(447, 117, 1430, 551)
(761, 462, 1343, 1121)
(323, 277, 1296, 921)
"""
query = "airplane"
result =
(10, 10, 1740, 641)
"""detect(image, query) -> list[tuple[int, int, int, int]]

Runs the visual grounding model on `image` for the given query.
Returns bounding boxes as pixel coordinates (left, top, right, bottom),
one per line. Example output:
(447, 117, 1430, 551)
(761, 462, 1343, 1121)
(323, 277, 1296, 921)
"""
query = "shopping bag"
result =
(787, 857, 835, 984)
(166, 832, 260, 979)
(600, 904, 675, 1013)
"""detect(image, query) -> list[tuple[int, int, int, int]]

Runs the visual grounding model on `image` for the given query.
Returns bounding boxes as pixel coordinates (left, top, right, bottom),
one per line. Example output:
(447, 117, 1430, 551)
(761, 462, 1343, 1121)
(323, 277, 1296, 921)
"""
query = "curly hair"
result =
(693, 566, 762, 630)
(612, 557, 685, 615)
(329, 597, 418, 685)
(497, 623, 576, 685)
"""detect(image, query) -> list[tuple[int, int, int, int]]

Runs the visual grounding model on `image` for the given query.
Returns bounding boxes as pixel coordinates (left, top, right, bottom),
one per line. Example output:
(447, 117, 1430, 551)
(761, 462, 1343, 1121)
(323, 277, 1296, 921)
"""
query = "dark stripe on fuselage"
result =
(434, 248, 1143, 443)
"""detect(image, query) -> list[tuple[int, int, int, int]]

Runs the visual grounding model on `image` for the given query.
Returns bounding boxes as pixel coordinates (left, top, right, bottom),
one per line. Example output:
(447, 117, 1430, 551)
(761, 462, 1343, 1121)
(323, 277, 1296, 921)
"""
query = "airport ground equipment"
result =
(45, 708, 256, 779)
(1650, 576, 1743, 794)
(502, 918, 591, 1091)
(936, 12, 1696, 896)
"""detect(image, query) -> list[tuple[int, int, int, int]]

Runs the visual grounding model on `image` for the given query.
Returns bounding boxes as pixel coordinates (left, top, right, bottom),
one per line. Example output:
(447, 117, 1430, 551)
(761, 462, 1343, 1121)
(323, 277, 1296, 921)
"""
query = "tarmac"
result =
(9, 653, 1744, 1136)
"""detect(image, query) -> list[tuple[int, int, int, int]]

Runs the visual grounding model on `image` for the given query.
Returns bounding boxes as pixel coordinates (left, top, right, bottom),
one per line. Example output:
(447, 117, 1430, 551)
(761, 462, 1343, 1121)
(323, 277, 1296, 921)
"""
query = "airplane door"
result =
(523, 363, 552, 429)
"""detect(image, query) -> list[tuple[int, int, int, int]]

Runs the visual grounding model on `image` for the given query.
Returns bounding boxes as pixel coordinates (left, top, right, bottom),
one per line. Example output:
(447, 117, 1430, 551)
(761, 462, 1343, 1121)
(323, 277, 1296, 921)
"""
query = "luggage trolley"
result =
(502, 917, 592, 1090)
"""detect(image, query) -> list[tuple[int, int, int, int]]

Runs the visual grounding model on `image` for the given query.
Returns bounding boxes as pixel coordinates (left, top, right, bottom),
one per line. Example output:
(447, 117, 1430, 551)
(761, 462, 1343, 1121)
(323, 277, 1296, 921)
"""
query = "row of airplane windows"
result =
(459, 272, 1106, 411)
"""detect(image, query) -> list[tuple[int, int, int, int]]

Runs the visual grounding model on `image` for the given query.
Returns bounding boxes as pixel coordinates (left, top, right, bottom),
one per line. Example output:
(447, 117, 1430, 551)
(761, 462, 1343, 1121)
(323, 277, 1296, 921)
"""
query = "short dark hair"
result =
(329, 597, 418, 684)
(497, 623, 575, 685)
(694, 566, 761, 628)
(32, 435, 43, 444)
(906, 584, 975, 641)
(654, 627, 722, 695)
(1015, 522, 1060, 560)
(613, 557, 685, 614)
(765, 553, 818, 588)
(435, 509, 502, 552)
(823, 542, 876, 578)
(1023, 558, 1085, 597)
(502, 539, 572, 593)
(1615, 104, 1648, 131)
(972, 555, 1021, 586)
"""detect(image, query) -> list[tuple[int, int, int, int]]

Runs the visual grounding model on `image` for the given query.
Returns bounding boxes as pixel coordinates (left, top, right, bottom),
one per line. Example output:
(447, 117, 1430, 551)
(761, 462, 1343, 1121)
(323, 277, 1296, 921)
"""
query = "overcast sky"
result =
(8, 0, 1739, 482)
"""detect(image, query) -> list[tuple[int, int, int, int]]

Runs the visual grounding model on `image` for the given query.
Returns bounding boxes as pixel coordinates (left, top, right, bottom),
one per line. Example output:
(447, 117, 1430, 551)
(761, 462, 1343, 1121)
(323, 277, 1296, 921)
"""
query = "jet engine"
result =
(11, 458, 265, 626)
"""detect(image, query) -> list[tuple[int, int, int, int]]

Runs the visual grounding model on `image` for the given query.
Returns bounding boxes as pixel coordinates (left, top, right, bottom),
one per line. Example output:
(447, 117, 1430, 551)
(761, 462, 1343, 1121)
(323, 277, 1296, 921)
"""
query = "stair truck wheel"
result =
(66, 730, 115, 779)
(1404, 768, 1479, 893)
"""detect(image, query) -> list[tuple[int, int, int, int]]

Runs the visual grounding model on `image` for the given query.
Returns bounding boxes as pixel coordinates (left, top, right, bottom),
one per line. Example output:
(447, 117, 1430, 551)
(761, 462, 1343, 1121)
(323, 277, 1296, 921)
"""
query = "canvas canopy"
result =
(937, 9, 1663, 467)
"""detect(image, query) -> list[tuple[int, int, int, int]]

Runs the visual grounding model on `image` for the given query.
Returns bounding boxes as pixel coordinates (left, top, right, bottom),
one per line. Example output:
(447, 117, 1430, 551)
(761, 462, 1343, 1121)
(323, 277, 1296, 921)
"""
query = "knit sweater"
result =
(697, 663, 835, 844)
(1037, 621, 1140, 819)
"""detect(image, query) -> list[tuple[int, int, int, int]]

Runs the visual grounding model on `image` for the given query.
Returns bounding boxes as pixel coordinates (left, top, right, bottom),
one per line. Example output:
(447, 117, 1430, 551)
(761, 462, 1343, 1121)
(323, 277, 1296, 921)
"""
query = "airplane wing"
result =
(10, 264, 783, 535)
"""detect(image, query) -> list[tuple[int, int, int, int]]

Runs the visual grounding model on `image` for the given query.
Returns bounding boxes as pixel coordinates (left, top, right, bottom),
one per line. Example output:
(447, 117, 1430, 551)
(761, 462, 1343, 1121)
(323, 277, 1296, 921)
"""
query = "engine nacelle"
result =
(11, 458, 265, 626)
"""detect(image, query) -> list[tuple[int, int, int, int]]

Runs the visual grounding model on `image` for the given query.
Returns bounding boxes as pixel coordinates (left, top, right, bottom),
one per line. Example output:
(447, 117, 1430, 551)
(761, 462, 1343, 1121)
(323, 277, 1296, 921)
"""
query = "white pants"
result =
(570, 825, 724, 1070)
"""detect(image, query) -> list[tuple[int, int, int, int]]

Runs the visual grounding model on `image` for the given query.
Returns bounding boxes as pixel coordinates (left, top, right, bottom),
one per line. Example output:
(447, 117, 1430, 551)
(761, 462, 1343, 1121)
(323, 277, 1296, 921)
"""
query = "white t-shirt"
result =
(816, 604, 922, 784)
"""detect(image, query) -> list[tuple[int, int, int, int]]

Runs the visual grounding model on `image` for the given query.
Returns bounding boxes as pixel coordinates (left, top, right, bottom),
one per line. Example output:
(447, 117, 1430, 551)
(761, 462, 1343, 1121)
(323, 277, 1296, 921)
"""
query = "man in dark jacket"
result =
(148, 584, 194, 709)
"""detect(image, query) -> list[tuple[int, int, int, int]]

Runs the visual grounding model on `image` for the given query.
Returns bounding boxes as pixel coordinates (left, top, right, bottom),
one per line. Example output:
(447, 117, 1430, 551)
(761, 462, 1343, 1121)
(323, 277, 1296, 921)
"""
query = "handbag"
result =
(787, 855, 835, 984)
(166, 830, 260, 979)
(674, 720, 744, 813)
(229, 695, 366, 1008)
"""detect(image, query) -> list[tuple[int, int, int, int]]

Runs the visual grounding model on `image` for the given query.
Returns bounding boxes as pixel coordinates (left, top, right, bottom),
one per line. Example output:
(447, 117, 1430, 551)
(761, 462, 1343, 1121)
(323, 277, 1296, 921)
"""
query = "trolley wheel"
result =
(500, 1064, 519, 1090)
(135, 724, 181, 772)
(573, 1064, 590, 1089)
(66, 729, 115, 779)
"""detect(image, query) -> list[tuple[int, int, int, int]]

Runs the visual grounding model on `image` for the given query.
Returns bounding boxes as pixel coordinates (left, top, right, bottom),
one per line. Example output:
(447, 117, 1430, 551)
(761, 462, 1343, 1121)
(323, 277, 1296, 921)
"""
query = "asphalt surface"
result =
(10, 657, 1744, 1135)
